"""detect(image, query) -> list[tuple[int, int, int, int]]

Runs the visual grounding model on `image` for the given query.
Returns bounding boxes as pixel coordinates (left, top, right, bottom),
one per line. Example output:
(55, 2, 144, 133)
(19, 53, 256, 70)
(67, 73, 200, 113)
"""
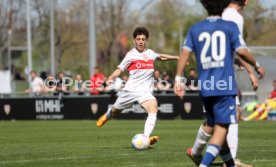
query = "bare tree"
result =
(0, 0, 25, 69)
(54, 0, 89, 73)
(244, 0, 276, 45)
(95, 0, 131, 73)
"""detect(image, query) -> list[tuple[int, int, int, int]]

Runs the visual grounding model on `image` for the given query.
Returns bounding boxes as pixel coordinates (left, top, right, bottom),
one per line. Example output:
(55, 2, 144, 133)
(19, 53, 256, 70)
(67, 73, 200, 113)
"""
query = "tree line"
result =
(0, 0, 275, 79)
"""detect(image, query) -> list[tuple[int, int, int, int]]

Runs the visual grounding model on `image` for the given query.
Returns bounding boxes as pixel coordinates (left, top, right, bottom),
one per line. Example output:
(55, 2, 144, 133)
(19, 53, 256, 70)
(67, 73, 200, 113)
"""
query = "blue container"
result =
(268, 110, 276, 121)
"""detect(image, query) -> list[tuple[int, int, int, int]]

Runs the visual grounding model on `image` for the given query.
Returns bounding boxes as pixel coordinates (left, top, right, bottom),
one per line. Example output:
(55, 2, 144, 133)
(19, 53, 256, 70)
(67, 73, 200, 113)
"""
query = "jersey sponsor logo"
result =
(229, 105, 235, 110)
(202, 61, 225, 69)
(128, 59, 154, 71)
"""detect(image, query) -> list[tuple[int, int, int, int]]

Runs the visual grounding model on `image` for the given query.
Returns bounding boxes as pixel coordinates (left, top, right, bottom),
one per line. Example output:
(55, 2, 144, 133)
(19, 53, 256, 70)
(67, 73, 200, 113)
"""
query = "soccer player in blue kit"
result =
(174, 0, 265, 166)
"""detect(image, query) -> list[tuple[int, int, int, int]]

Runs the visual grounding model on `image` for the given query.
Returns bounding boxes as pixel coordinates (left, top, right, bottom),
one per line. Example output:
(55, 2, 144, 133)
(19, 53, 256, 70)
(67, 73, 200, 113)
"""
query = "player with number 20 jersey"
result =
(183, 17, 247, 98)
(174, 0, 265, 165)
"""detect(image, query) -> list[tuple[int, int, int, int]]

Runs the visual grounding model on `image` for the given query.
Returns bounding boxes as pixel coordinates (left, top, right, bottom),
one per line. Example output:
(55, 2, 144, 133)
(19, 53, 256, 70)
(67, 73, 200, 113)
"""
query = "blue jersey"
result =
(183, 17, 247, 97)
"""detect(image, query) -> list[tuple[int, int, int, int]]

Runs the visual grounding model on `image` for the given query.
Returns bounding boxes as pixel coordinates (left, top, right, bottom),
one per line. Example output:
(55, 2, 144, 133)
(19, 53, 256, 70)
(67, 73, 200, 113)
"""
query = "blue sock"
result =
(200, 144, 221, 167)
(220, 148, 235, 167)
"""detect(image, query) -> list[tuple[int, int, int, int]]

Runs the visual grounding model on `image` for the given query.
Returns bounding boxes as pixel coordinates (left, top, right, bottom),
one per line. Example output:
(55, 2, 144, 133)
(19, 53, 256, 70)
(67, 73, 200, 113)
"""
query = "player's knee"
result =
(202, 124, 213, 135)
(142, 100, 158, 113)
(147, 106, 158, 113)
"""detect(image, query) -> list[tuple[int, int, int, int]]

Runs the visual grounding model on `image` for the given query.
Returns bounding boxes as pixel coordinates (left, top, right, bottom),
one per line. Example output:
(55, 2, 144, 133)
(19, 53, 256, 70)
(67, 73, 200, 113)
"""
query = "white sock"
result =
(227, 124, 238, 159)
(143, 113, 157, 137)
(106, 108, 112, 119)
(192, 125, 212, 156)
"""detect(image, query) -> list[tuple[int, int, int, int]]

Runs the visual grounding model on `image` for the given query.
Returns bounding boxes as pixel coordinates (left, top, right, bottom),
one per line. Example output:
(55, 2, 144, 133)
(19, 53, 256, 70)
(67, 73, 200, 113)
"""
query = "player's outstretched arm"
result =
(158, 54, 179, 61)
(174, 49, 190, 99)
(236, 48, 265, 79)
(235, 57, 258, 91)
(107, 68, 122, 85)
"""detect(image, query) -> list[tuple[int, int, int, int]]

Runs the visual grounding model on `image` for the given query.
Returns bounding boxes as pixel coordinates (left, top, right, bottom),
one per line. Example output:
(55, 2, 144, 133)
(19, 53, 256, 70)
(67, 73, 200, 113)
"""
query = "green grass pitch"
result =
(0, 120, 276, 167)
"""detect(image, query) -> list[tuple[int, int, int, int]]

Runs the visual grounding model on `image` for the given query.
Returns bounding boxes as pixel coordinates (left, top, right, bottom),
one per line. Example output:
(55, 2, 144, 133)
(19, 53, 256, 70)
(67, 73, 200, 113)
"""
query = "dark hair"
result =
(133, 27, 149, 39)
(231, 0, 246, 7)
(200, 0, 231, 16)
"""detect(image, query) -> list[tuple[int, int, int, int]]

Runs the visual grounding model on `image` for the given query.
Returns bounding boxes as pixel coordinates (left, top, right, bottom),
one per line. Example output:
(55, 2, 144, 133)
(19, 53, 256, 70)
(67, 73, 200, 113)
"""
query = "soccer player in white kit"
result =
(25, 70, 45, 95)
(223, 0, 253, 162)
(96, 27, 179, 145)
(185, 0, 265, 166)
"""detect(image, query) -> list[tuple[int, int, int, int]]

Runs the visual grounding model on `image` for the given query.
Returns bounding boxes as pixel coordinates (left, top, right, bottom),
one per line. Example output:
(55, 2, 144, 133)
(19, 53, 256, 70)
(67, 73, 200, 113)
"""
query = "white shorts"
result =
(113, 90, 156, 110)
(236, 96, 240, 106)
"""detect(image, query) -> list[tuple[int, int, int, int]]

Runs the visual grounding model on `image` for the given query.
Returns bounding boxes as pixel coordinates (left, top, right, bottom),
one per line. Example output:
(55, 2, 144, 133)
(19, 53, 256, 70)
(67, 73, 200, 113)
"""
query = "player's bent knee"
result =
(144, 105, 158, 113)
(202, 124, 214, 135)
(141, 100, 158, 113)
(147, 108, 158, 113)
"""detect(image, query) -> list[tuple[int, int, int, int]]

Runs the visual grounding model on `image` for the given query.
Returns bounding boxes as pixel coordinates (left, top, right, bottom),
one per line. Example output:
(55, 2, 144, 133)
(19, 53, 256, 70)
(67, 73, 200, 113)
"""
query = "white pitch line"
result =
(0, 152, 145, 164)
(238, 149, 276, 153)
(252, 159, 276, 162)
(0, 155, 94, 164)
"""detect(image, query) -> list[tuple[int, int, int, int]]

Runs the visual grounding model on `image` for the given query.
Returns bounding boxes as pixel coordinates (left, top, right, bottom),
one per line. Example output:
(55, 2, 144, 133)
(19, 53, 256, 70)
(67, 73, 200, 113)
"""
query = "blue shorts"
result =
(201, 95, 236, 127)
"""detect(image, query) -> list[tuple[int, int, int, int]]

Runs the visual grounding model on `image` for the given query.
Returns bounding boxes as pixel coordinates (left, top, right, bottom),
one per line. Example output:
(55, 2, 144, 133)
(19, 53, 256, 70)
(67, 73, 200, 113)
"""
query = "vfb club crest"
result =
(91, 103, 98, 114)
(143, 54, 149, 62)
(4, 104, 11, 115)
(184, 102, 192, 114)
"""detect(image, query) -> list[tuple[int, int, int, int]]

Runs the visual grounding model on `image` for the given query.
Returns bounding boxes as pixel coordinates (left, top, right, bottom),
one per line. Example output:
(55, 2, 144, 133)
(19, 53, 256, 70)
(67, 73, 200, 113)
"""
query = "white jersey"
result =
(223, 7, 245, 106)
(222, 8, 244, 36)
(117, 48, 160, 93)
(31, 77, 44, 93)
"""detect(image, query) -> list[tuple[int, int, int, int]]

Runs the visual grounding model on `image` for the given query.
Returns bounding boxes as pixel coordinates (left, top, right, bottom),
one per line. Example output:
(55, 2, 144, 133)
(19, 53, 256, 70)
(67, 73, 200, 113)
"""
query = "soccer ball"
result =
(131, 134, 150, 150)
